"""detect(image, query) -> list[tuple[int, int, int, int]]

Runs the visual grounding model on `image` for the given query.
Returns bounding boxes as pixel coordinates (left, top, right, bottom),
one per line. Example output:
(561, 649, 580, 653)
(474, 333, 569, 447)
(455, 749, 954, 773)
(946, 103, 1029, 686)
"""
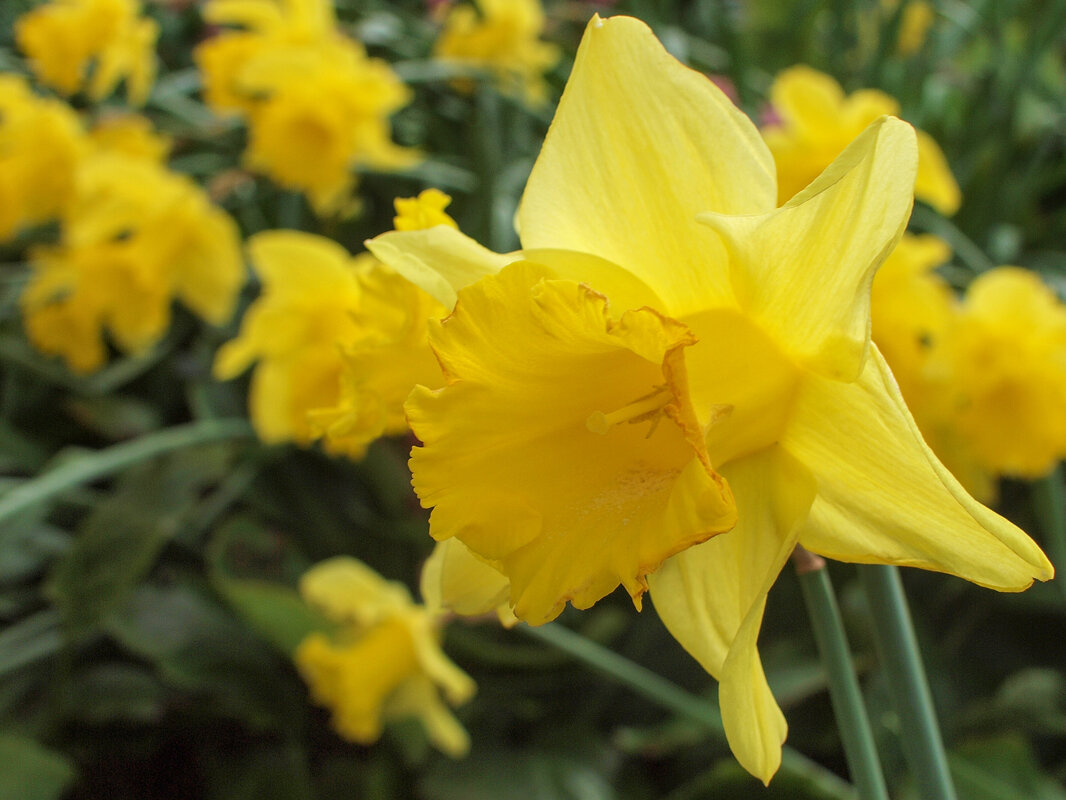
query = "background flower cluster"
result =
(1, 1, 1065, 798)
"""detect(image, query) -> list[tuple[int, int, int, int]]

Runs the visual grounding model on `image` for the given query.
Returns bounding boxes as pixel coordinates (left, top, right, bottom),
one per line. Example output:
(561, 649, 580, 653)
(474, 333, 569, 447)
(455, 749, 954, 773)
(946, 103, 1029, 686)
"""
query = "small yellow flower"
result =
(394, 188, 460, 232)
(196, 0, 417, 214)
(16, 0, 159, 106)
(213, 231, 364, 449)
(367, 15, 1052, 782)
(0, 75, 87, 242)
(940, 267, 1066, 479)
(762, 65, 961, 215)
(295, 557, 475, 756)
(434, 0, 560, 105)
(21, 154, 244, 372)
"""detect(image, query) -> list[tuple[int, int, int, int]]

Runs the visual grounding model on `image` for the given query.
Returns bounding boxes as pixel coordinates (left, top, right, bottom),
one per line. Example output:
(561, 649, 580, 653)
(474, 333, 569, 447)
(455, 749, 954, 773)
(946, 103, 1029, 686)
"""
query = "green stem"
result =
(1032, 465, 1066, 602)
(521, 621, 856, 798)
(797, 552, 890, 800)
(0, 419, 255, 525)
(858, 564, 958, 800)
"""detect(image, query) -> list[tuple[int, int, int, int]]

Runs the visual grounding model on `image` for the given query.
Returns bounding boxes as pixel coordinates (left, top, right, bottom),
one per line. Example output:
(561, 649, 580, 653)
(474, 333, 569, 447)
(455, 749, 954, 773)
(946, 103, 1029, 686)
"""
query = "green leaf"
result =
(0, 610, 62, 679)
(0, 734, 76, 800)
(206, 517, 332, 656)
(107, 582, 306, 731)
(45, 446, 233, 632)
(948, 735, 1066, 800)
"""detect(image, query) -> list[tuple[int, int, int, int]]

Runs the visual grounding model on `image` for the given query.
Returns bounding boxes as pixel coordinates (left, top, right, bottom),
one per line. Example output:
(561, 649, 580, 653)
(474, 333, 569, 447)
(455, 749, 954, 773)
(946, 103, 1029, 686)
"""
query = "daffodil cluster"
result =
(20, 119, 244, 373)
(215, 190, 449, 456)
(434, 0, 560, 105)
(762, 64, 960, 215)
(15, 0, 158, 106)
(362, 15, 1052, 783)
(2, 68, 242, 374)
(872, 237, 1066, 500)
(295, 557, 475, 756)
(196, 0, 417, 215)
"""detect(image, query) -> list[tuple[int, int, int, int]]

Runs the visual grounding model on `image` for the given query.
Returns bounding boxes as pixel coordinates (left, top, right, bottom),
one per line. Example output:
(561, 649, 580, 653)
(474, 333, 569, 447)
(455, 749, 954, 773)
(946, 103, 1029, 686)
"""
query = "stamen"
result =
(587, 386, 672, 435)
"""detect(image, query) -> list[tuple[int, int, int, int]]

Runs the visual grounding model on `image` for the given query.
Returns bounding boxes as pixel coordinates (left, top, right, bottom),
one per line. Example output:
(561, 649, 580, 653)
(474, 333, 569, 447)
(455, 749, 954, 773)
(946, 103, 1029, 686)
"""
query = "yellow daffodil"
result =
(196, 0, 417, 214)
(762, 65, 961, 215)
(16, 0, 159, 106)
(0, 75, 86, 242)
(365, 15, 1052, 782)
(21, 154, 243, 373)
(434, 0, 560, 105)
(213, 231, 364, 449)
(295, 557, 475, 756)
(311, 190, 453, 456)
(939, 267, 1066, 480)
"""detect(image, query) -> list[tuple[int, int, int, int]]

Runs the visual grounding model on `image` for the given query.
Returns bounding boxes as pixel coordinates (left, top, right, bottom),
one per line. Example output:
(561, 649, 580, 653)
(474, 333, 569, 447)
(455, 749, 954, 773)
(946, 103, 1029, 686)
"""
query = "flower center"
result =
(586, 385, 671, 435)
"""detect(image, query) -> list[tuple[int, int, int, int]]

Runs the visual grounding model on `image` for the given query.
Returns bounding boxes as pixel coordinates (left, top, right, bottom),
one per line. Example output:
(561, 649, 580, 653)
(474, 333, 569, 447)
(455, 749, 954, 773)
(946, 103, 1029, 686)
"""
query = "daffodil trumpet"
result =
(369, 14, 1053, 783)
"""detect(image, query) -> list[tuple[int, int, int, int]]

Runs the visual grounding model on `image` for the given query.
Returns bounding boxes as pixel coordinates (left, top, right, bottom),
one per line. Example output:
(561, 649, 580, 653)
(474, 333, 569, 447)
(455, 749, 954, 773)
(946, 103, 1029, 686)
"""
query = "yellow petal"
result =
(365, 227, 513, 308)
(518, 15, 776, 316)
(521, 248, 665, 316)
(699, 116, 917, 382)
(420, 538, 510, 618)
(786, 348, 1054, 589)
(915, 129, 961, 216)
(407, 262, 735, 624)
(649, 446, 816, 783)
(300, 556, 413, 625)
(768, 65, 849, 141)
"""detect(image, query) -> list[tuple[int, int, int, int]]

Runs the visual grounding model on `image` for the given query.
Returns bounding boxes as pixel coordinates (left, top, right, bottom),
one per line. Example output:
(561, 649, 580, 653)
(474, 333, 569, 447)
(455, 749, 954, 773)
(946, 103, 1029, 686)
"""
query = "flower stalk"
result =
(796, 548, 889, 800)
(858, 564, 958, 800)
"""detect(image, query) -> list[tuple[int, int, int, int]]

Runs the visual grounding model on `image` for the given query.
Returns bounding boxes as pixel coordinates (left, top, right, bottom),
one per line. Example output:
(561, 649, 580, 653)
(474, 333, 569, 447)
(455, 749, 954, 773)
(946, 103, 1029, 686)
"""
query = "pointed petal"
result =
(518, 15, 776, 315)
(247, 229, 354, 286)
(650, 446, 816, 783)
(700, 116, 917, 381)
(786, 348, 1054, 589)
(365, 227, 513, 308)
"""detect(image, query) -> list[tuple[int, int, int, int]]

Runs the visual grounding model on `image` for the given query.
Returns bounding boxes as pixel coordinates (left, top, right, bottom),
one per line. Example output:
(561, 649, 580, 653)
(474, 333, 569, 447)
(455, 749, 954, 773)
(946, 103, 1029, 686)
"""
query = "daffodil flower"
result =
(367, 15, 1052, 782)
(296, 557, 475, 756)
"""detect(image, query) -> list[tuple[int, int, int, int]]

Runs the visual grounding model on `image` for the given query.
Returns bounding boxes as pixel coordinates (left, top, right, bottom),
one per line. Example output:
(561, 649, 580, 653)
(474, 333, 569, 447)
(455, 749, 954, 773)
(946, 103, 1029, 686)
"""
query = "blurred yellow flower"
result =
(16, 0, 159, 106)
(196, 0, 417, 214)
(367, 15, 1052, 782)
(896, 1, 936, 55)
(213, 231, 364, 449)
(434, 0, 560, 104)
(311, 190, 454, 456)
(870, 233, 954, 410)
(0, 75, 86, 242)
(88, 113, 172, 162)
(940, 267, 1066, 480)
(21, 154, 244, 373)
(295, 557, 475, 756)
(762, 65, 961, 215)
(394, 188, 460, 232)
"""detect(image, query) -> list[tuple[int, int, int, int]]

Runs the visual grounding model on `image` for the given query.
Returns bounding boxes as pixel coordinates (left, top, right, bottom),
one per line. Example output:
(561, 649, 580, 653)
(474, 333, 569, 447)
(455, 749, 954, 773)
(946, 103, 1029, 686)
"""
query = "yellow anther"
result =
(587, 387, 672, 435)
